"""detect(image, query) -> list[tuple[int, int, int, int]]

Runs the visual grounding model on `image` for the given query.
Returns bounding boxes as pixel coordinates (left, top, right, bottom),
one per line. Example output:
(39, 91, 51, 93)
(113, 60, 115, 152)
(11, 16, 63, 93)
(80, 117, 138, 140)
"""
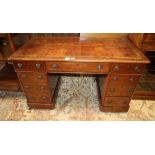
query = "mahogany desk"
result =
(9, 37, 150, 112)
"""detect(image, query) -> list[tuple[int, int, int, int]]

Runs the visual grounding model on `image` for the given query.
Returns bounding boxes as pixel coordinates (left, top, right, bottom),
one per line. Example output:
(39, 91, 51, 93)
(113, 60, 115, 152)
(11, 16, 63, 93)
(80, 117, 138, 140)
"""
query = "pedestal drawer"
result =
(111, 63, 145, 74)
(46, 61, 110, 74)
(14, 61, 45, 71)
(103, 97, 130, 107)
(18, 72, 47, 84)
(26, 94, 52, 104)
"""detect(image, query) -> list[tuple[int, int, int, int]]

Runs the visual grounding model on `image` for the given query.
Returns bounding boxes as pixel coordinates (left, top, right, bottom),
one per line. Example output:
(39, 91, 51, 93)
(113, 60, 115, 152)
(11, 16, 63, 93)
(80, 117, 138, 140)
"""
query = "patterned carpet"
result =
(0, 75, 155, 121)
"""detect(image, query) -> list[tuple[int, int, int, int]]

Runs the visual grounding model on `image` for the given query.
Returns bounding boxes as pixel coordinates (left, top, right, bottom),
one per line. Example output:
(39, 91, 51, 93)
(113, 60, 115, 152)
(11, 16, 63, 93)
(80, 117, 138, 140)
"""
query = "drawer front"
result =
(23, 84, 51, 96)
(106, 75, 140, 97)
(18, 72, 47, 84)
(111, 63, 145, 74)
(103, 97, 130, 107)
(26, 94, 52, 104)
(46, 62, 110, 73)
(14, 61, 45, 71)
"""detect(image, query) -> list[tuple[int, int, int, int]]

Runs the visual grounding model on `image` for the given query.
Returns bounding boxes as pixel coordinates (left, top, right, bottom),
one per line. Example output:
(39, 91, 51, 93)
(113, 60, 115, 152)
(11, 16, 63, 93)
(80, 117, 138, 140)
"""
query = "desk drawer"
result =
(111, 63, 145, 74)
(26, 94, 52, 104)
(14, 61, 45, 72)
(23, 84, 51, 96)
(46, 62, 110, 73)
(106, 75, 140, 97)
(103, 97, 130, 107)
(18, 72, 47, 84)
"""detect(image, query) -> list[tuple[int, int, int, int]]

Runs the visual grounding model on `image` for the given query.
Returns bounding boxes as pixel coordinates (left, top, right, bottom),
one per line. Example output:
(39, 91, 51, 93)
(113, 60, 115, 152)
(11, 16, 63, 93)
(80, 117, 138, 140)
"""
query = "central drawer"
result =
(46, 61, 110, 73)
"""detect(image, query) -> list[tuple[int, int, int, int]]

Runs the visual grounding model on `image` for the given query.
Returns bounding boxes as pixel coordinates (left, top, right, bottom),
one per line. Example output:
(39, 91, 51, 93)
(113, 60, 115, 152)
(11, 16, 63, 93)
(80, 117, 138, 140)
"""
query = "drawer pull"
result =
(128, 88, 133, 93)
(107, 100, 113, 106)
(17, 63, 23, 69)
(97, 65, 103, 70)
(51, 64, 58, 68)
(114, 65, 120, 71)
(35, 63, 41, 69)
(112, 76, 118, 81)
(135, 66, 140, 71)
(129, 78, 134, 82)
(21, 74, 26, 78)
(24, 86, 29, 89)
(28, 96, 33, 100)
(42, 96, 48, 100)
(38, 75, 43, 79)
(41, 86, 46, 89)
(110, 88, 116, 93)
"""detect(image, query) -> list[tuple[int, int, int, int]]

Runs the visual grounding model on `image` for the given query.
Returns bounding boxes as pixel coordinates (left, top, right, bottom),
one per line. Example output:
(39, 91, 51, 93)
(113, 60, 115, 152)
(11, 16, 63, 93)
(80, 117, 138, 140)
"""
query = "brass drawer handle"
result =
(129, 78, 134, 82)
(35, 63, 41, 69)
(112, 76, 118, 81)
(51, 64, 58, 68)
(38, 75, 43, 79)
(135, 66, 140, 71)
(24, 85, 29, 89)
(97, 65, 103, 70)
(17, 63, 23, 69)
(128, 88, 133, 93)
(107, 100, 113, 106)
(114, 65, 120, 71)
(42, 96, 48, 100)
(21, 74, 26, 78)
(41, 86, 46, 89)
(110, 88, 116, 93)
(28, 96, 33, 100)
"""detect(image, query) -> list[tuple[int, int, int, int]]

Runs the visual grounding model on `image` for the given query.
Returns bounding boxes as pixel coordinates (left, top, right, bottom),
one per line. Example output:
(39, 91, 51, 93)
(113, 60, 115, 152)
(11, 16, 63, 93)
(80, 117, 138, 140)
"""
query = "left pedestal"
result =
(14, 61, 56, 109)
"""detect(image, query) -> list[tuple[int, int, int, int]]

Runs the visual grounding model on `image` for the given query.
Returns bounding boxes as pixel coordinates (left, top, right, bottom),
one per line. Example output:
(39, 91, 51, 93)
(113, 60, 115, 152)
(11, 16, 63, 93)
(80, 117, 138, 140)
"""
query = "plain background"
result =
(0, 0, 155, 155)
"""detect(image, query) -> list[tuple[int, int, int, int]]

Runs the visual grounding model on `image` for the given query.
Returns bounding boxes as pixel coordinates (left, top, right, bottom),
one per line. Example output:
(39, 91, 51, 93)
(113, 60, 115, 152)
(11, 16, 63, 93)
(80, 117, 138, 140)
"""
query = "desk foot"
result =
(100, 105, 129, 112)
(28, 103, 55, 109)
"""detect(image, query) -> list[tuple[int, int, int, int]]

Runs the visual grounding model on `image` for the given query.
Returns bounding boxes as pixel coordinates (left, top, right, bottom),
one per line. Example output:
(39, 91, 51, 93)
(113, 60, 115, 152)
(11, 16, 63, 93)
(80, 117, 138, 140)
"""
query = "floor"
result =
(0, 75, 155, 121)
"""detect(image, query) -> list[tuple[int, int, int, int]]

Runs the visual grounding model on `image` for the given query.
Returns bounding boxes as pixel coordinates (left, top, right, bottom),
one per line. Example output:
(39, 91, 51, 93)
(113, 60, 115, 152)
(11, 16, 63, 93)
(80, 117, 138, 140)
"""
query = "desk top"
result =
(9, 37, 149, 63)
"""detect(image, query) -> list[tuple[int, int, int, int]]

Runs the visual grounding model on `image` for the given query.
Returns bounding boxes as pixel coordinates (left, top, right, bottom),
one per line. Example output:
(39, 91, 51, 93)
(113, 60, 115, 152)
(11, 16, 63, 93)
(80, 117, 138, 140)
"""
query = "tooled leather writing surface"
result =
(9, 37, 149, 63)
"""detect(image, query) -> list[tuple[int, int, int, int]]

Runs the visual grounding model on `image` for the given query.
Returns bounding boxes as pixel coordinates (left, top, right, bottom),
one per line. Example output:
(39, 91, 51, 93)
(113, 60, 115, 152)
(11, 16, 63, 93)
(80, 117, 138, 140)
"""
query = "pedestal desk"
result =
(9, 37, 150, 112)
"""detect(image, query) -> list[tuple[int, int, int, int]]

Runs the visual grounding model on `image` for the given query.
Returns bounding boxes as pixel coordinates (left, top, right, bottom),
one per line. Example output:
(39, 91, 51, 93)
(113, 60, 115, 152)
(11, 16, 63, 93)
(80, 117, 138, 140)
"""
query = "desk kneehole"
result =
(46, 62, 110, 74)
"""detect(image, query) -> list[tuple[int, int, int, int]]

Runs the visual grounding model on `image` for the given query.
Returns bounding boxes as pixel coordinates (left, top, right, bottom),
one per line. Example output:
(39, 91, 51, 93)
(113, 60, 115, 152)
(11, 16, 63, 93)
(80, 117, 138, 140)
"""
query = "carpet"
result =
(0, 75, 155, 121)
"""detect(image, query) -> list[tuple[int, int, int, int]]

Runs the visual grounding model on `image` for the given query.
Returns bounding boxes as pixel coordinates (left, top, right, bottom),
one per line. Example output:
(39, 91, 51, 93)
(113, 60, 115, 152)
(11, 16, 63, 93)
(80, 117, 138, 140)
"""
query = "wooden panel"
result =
(46, 61, 110, 74)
